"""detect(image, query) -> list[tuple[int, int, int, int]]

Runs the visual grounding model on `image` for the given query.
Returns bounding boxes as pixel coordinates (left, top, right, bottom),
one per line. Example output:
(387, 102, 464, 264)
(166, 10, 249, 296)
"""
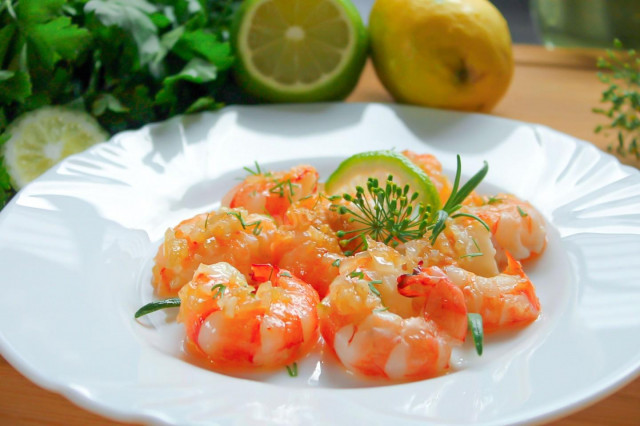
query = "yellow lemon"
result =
(369, 0, 514, 112)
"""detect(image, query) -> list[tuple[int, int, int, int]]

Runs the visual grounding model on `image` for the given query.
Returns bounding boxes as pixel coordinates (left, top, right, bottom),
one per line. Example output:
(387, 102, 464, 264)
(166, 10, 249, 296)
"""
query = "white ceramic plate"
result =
(1, 104, 639, 425)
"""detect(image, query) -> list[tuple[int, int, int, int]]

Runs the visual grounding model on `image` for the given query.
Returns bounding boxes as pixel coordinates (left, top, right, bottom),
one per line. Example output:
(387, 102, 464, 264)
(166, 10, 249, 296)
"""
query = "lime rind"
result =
(325, 150, 442, 211)
(231, 0, 368, 102)
(2, 107, 107, 189)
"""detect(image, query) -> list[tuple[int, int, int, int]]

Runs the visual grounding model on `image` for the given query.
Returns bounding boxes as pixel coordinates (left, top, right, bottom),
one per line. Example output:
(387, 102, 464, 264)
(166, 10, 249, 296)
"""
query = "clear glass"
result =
(530, 0, 640, 49)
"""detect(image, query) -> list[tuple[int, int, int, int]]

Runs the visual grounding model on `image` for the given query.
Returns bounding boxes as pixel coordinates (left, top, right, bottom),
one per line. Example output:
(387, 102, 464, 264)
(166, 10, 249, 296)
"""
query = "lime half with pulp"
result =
(231, 0, 368, 102)
(2, 107, 108, 189)
(325, 150, 441, 210)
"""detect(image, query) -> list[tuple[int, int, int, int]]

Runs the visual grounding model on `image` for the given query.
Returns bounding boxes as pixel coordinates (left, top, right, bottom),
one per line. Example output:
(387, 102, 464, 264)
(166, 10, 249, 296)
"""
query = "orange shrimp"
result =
(402, 150, 453, 202)
(224, 164, 319, 223)
(318, 241, 467, 380)
(467, 193, 547, 264)
(151, 208, 277, 297)
(444, 252, 540, 332)
(178, 262, 320, 370)
(402, 215, 500, 277)
(272, 194, 345, 297)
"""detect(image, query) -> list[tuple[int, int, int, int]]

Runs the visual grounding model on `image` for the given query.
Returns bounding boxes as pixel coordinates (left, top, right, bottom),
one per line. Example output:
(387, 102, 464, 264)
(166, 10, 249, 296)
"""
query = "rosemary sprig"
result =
(593, 39, 640, 160)
(332, 156, 489, 253)
(134, 298, 181, 318)
(286, 362, 298, 377)
(467, 313, 483, 356)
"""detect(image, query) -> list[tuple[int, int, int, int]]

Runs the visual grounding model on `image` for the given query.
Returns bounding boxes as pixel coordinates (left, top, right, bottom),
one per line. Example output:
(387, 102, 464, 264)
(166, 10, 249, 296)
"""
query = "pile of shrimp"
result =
(149, 151, 546, 380)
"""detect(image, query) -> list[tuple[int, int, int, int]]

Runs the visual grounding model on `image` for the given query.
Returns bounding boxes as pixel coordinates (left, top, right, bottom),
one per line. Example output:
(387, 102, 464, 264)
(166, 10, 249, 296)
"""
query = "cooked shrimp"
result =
(444, 252, 540, 332)
(178, 262, 319, 370)
(272, 194, 345, 297)
(467, 193, 547, 264)
(402, 150, 484, 206)
(402, 215, 500, 277)
(224, 164, 319, 223)
(318, 241, 468, 380)
(402, 150, 453, 202)
(152, 208, 277, 297)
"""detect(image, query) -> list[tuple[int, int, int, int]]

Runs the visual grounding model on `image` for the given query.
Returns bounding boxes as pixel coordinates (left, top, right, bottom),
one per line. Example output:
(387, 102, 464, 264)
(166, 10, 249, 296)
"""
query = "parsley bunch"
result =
(0, 0, 245, 208)
(594, 39, 640, 160)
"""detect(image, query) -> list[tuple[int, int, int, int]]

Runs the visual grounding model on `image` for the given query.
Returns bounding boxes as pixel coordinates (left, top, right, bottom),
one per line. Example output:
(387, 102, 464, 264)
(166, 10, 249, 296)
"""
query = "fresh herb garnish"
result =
(285, 362, 298, 377)
(517, 206, 528, 217)
(368, 280, 382, 297)
(349, 270, 365, 279)
(211, 284, 226, 299)
(279, 271, 292, 278)
(134, 297, 181, 318)
(227, 211, 262, 235)
(333, 176, 430, 255)
(593, 39, 640, 160)
(331, 258, 341, 267)
(244, 161, 263, 176)
(467, 313, 483, 356)
(332, 156, 489, 253)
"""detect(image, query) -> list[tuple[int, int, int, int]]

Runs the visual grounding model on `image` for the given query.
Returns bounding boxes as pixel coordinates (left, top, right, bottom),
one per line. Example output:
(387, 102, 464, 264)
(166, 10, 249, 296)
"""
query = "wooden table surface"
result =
(1, 44, 639, 425)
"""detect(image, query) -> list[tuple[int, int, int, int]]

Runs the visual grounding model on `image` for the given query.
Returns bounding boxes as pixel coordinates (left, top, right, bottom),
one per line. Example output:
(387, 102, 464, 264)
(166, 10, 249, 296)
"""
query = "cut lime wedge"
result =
(325, 150, 441, 210)
(2, 107, 107, 189)
(231, 0, 368, 102)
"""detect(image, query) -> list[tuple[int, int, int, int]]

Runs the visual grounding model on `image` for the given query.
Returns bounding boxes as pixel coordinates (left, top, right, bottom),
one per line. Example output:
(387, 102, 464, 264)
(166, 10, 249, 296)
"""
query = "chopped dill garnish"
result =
(227, 211, 262, 235)
(368, 281, 382, 297)
(349, 270, 365, 279)
(286, 363, 298, 377)
(244, 161, 263, 176)
(517, 206, 528, 217)
(332, 155, 489, 253)
(332, 259, 341, 267)
(211, 284, 226, 299)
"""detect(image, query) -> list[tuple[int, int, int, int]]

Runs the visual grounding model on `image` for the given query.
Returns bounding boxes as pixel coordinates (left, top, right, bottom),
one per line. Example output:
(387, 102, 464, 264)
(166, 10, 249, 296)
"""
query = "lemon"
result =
(325, 150, 441, 210)
(2, 107, 107, 189)
(231, 0, 368, 102)
(369, 0, 514, 112)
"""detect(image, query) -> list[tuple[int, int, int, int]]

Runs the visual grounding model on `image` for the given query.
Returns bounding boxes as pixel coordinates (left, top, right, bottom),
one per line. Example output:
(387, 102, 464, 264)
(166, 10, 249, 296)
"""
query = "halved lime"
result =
(325, 150, 441, 210)
(231, 0, 368, 102)
(2, 107, 108, 189)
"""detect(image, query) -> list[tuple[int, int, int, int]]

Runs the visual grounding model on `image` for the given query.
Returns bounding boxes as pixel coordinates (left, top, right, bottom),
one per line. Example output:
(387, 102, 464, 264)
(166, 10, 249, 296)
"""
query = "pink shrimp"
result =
(467, 193, 547, 264)
(444, 252, 540, 332)
(178, 262, 320, 370)
(272, 193, 345, 297)
(224, 164, 319, 223)
(151, 208, 277, 297)
(318, 241, 467, 380)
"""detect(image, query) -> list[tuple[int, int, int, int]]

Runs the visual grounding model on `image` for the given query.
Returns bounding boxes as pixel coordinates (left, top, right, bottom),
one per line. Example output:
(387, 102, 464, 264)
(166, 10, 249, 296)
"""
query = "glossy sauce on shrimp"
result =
(143, 150, 548, 381)
(178, 262, 319, 370)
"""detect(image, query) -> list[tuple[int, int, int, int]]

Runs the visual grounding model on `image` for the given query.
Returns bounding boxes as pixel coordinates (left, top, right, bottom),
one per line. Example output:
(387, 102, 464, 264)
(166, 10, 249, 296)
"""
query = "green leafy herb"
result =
(280, 271, 292, 278)
(0, 0, 246, 210)
(285, 362, 298, 377)
(349, 270, 365, 279)
(211, 284, 226, 299)
(331, 258, 341, 267)
(134, 297, 181, 318)
(333, 176, 431, 255)
(594, 39, 640, 160)
(227, 211, 262, 235)
(368, 280, 382, 297)
(467, 313, 483, 356)
(332, 156, 489, 254)
(517, 206, 528, 217)
(244, 161, 263, 176)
